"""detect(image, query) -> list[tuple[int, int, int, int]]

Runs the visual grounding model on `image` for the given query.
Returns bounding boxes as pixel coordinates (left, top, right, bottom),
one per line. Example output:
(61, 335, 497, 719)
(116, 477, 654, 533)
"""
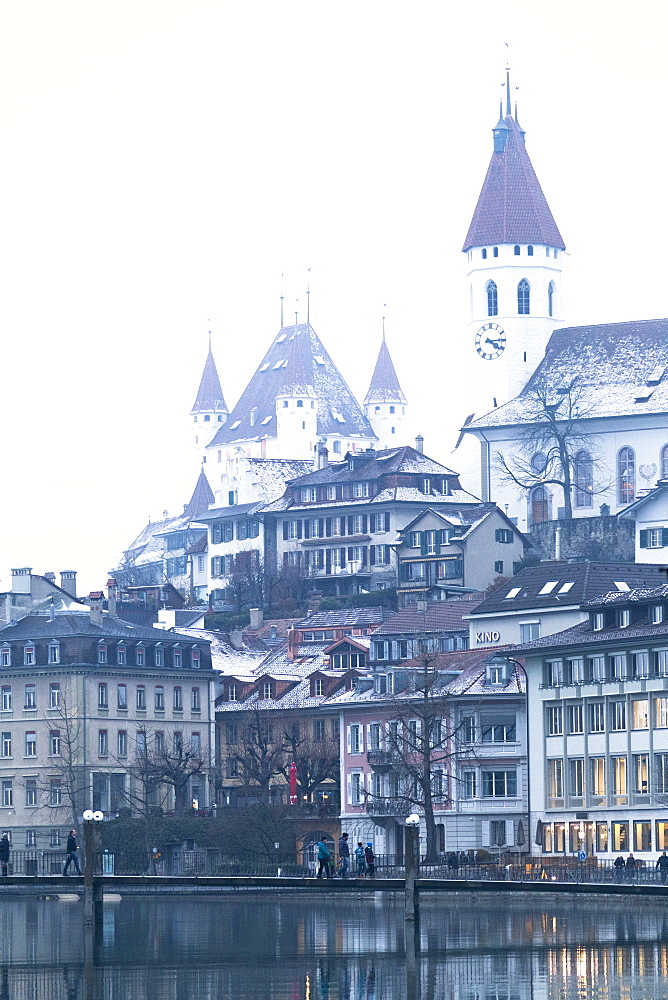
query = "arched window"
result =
(531, 486, 549, 525)
(482, 248, 487, 259)
(661, 444, 668, 479)
(514, 245, 520, 256)
(531, 452, 548, 475)
(574, 450, 593, 508)
(617, 447, 635, 504)
(332, 440, 341, 454)
(548, 281, 555, 317)
(486, 280, 498, 317)
(518, 279, 530, 315)
(493, 247, 498, 257)
(528, 245, 534, 256)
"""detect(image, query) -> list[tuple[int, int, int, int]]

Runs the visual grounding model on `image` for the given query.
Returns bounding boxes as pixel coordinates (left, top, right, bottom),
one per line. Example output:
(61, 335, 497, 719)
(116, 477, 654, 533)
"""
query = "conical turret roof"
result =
(184, 467, 215, 518)
(463, 115, 565, 251)
(364, 338, 407, 405)
(191, 347, 227, 414)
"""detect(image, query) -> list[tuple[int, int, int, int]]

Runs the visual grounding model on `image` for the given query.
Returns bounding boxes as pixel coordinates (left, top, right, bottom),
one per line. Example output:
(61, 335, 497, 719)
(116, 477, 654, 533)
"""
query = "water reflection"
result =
(0, 893, 667, 997)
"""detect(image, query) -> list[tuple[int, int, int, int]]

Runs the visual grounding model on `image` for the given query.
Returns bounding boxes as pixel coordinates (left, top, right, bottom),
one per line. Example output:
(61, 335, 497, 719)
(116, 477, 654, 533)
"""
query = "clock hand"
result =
(485, 337, 503, 349)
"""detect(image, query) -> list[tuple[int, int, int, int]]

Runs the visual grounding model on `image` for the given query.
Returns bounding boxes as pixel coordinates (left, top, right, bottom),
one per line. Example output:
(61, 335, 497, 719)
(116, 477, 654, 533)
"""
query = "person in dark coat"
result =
(0, 835, 9, 877)
(364, 843, 375, 878)
(656, 851, 668, 884)
(63, 829, 81, 875)
(316, 840, 332, 879)
(625, 854, 637, 880)
(337, 833, 350, 878)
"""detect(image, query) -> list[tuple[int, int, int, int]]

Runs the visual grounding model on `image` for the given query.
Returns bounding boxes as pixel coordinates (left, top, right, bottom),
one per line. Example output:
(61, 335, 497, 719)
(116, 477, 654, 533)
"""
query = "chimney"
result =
(88, 591, 104, 627)
(44, 572, 56, 585)
(249, 608, 263, 630)
(107, 578, 118, 618)
(60, 571, 77, 599)
(11, 568, 32, 595)
(286, 628, 297, 661)
(415, 435, 424, 454)
(316, 441, 329, 470)
(229, 629, 244, 650)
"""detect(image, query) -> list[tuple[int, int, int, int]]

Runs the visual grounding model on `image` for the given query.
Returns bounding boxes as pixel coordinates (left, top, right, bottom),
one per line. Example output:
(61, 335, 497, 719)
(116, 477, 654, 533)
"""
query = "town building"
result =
(0, 600, 215, 848)
(466, 562, 668, 651)
(508, 583, 668, 861)
(369, 600, 482, 670)
(1, 569, 81, 623)
(619, 481, 668, 563)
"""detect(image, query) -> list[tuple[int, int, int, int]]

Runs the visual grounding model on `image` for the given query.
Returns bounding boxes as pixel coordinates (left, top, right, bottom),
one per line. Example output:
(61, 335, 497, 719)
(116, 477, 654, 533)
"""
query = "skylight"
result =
(276, 334, 286, 343)
(315, 355, 326, 365)
(258, 363, 270, 372)
(558, 581, 575, 594)
(229, 420, 241, 429)
(538, 582, 558, 595)
(332, 410, 346, 423)
(505, 588, 521, 599)
(261, 415, 273, 425)
(273, 359, 286, 369)
(614, 581, 631, 591)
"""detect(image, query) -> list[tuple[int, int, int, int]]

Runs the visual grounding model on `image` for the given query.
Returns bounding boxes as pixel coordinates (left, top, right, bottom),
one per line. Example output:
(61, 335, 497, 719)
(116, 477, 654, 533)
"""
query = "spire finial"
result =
(505, 43, 511, 117)
(280, 273, 284, 328)
(306, 267, 311, 326)
(382, 304, 387, 342)
(207, 322, 212, 353)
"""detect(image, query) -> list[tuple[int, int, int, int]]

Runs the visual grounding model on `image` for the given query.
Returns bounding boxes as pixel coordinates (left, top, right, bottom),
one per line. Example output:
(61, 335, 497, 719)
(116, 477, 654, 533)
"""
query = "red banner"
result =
(289, 762, 298, 805)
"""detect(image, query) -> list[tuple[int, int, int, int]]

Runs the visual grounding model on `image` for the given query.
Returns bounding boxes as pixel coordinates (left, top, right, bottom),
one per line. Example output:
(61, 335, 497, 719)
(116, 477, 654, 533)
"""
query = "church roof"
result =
(208, 324, 375, 446)
(463, 115, 565, 252)
(364, 338, 407, 405)
(468, 318, 668, 430)
(191, 347, 227, 414)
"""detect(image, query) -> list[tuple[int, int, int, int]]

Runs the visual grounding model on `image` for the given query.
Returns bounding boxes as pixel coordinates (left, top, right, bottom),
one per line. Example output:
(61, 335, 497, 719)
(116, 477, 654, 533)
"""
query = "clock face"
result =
(475, 323, 506, 360)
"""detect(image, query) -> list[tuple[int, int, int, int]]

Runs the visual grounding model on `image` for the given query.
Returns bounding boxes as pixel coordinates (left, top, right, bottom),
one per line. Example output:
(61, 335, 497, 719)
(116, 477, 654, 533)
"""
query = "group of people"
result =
(612, 852, 668, 882)
(316, 834, 375, 879)
(0, 829, 81, 877)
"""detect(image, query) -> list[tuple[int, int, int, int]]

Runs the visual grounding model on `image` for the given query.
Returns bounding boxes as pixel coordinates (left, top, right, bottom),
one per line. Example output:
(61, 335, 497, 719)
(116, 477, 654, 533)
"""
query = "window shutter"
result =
(420, 533, 427, 555)
(347, 516, 354, 536)
(346, 726, 351, 753)
(639, 529, 648, 548)
(362, 546, 368, 565)
(340, 548, 346, 566)
(385, 546, 391, 565)
(346, 773, 352, 805)
(663, 528, 668, 547)
(325, 518, 332, 537)
(283, 552, 288, 566)
(370, 546, 376, 565)
(319, 519, 325, 538)
(384, 512, 390, 532)
(348, 547, 354, 561)
(481, 821, 490, 847)
(505, 820, 515, 847)
(297, 520, 303, 539)
(210, 558, 215, 575)
(283, 521, 289, 541)
(325, 550, 331, 574)
(362, 514, 368, 533)
(303, 520, 310, 539)
(495, 529, 501, 542)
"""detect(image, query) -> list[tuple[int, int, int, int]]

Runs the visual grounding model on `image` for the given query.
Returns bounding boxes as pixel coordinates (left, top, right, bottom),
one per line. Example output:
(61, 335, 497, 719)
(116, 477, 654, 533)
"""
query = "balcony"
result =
(367, 749, 397, 769)
(365, 797, 409, 817)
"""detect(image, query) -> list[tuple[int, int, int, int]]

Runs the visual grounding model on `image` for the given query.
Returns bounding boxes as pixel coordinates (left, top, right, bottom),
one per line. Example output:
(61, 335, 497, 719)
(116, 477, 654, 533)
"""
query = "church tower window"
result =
(661, 444, 668, 479)
(493, 247, 498, 257)
(574, 451, 593, 508)
(527, 245, 534, 256)
(518, 279, 530, 315)
(514, 245, 521, 256)
(486, 281, 498, 317)
(482, 248, 487, 259)
(530, 486, 549, 525)
(617, 447, 636, 504)
(548, 281, 555, 317)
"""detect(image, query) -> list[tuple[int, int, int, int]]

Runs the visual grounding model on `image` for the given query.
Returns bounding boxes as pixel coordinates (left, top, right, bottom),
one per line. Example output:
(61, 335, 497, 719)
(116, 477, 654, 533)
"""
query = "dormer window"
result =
(228, 684, 237, 701)
(353, 482, 369, 498)
(48, 642, 60, 665)
(23, 645, 35, 666)
(593, 613, 604, 631)
(117, 644, 126, 665)
(486, 658, 508, 686)
(313, 677, 324, 697)
(191, 647, 200, 668)
(155, 645, 164, 667)
(0, 646, 9, 668)
(97, 643, 107, 665)
(263, 681, 273, 699)
(173, 646, 182, 668)
(421, 478, 431, 494)
(619, 609, 630, 628)
(651, 605, 664, 625)
(136, 644, 145, 666)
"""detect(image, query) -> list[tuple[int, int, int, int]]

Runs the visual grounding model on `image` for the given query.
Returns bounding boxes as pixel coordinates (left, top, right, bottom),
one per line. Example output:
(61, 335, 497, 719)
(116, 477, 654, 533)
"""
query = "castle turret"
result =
(364, 331, 407, 449)
(275, 326, 318, 458)
(191, 337, 228, 468)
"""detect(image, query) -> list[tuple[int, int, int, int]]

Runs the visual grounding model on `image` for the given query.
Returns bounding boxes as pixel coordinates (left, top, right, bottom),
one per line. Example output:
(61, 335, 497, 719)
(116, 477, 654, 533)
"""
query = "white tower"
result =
(191, 336, 228, 470)
(274, 328, 318, 458)
(364, 327, 408, 449)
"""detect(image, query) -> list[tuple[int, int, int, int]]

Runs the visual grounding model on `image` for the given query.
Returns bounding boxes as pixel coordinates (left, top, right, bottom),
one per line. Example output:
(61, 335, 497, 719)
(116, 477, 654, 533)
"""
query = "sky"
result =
(0, 0, 666, 595)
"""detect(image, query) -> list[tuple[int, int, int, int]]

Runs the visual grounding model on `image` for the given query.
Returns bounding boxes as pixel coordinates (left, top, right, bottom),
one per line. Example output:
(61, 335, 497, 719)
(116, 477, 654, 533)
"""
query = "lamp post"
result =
(82, 809, 104, 928)
(405, 813, 420, 922)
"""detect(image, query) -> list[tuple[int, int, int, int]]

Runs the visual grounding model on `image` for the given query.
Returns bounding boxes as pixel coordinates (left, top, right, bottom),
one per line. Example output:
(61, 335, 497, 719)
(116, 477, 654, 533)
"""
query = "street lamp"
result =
(82, 810, 104, 928)
(404, 814, 420, 922)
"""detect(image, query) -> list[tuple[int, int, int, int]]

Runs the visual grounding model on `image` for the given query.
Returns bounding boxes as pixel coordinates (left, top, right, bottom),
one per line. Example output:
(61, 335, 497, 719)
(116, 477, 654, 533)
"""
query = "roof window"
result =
(261, 415, 273, 425)
(229, 420, 241, 429)
(614, 581, 631, 591)
(276, 334, 286, 343)
(505, 588, 521, 599)
(538, 581, 558, 595)
(314, 355, 325, 365)
(558, 582, 575, 594)
(258, 363, 270, 372)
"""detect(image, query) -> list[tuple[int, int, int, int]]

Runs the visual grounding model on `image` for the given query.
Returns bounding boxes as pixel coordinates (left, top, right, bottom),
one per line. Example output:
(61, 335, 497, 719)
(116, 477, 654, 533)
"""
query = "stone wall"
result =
(529, 516, 635, 563)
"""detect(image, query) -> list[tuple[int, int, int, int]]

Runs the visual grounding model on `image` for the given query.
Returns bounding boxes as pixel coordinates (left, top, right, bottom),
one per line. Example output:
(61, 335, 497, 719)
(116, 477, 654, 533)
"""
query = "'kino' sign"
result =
(476, 631, 500, 644)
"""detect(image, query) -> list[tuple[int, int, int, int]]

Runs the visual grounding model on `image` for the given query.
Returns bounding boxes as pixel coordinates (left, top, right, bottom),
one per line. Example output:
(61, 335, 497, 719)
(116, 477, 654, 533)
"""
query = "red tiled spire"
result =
(463, 115, 565, 252)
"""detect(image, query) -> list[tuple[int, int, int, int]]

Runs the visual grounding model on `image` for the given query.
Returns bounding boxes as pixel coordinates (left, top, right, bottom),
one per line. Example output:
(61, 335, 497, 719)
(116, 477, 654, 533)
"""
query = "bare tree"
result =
(224, 709, 284, 805)
(28, 690, 89, 830)
(277, 713, 340, 806)
(495, 380, 609, 519)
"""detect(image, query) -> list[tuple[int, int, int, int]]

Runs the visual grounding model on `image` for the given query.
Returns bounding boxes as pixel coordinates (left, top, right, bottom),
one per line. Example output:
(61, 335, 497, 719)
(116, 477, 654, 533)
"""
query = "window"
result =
(593, 613, 604, 632)
(155, 647, 164, 667)
(547, 660, 563, 686)
(24, 685, 35, 710)
(349, 724, 362, 754)
(481, 248, 487, 259)
(611, 701, 626, 730)
(569, 758, 584, 798)
(588, 703, 605, 733)
(49, 730, 61, 756)
(98, 730, 108, 756)
(191, 687, 201, 712)
(634, 753, 650, 794)
(191, 732, 201, 756)
(136, 645, 145, 666)
(574, 450, 593, 507)
(494, 560, 504, 575)
(567, 704, 583, 734)
(546, 706, 562, 736)
(369, 723, 381, 751)
(49, 779, 61, 806)
(117, 684, 127, 710)
(548, 281, 555, 317)
(462, 716, 476, 743)
(514, 245, 520, 255)
(527, 245, 534, 256)
(351, 772, 363, 805)
(1, 782, 12, 808)
(0, 647, 9, 667)
(353, 482, 369, 498)
(23, 645, 35, 666)
(262, 682, 272, 700)
(1, 687, 11, 712)
(481, 718, 516, 742)
(155, 686, 164, 711)
(117, 731, 128, 757)
(154, 731, 165, 754)
(634, 651, 650, 679)
(25, 779, 37, 806)
(591, 757, 606, 797)
(517, 278, 530, 315)
(173, 687, 183, 712)
(493, 246, 498, 257)
(313, 678, 324, 697)
(49, 684, 60, 709)
(495, 528, 513, 544)
(228, 684, 237, 702)
(632, 699, 649, 729)
(652, 605, 664, 624)
(48, 643, 60, 664)
(617, 447, 635, 504)
(173, 647, 182, 668)
(548, 759, 563, 799)
(619, 609, 630, 628)
(530, 486, 549, 525)
(462, 771, 477, 799)
(314, 719, 325, 741)
(117, 644, 126, 665)
(613, 757, 627, 797)
(136, 686, 146, 711)
(225, 722, 238, 746)
(98, 683, 108, 709)
(24, 731, 36, 757)
(482, 770, 517, 797)
(98, 643, 107, 665)
(486, 280, 498, 316)
(173, 731, 183, 752)
(568, 658, 584, 684)
(1, 733, 10, 758)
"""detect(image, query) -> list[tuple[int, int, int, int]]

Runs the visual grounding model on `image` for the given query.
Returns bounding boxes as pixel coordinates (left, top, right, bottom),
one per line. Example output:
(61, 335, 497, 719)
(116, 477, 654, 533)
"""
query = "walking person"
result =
(316, 839, 332, 880)
(613, 855, 626, 882)
(625, 853, 637, 881)
(0, 834, 9, 877)
(364, 842, 375, 878)
(355, 841, 366, 878)
(657, 851, 668, 885)
(337, 832, 350, 878)
(63, 829, 81, 876)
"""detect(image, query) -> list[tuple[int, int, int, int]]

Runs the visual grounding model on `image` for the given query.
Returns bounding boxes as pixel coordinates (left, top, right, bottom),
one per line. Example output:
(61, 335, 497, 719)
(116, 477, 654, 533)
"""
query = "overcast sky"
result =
(0, 0, 666, 596)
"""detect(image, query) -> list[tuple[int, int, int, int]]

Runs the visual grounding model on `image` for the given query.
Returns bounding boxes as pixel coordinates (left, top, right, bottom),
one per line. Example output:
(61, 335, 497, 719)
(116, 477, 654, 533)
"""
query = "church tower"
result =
(364, 329, 408, 449)
(191, 338, 228, 468)
(462, 73, 565, 417)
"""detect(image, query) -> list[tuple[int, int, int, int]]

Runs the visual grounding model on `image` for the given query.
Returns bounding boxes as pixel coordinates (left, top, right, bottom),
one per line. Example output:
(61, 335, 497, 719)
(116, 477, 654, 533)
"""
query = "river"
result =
(0, 891, 668, 998)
